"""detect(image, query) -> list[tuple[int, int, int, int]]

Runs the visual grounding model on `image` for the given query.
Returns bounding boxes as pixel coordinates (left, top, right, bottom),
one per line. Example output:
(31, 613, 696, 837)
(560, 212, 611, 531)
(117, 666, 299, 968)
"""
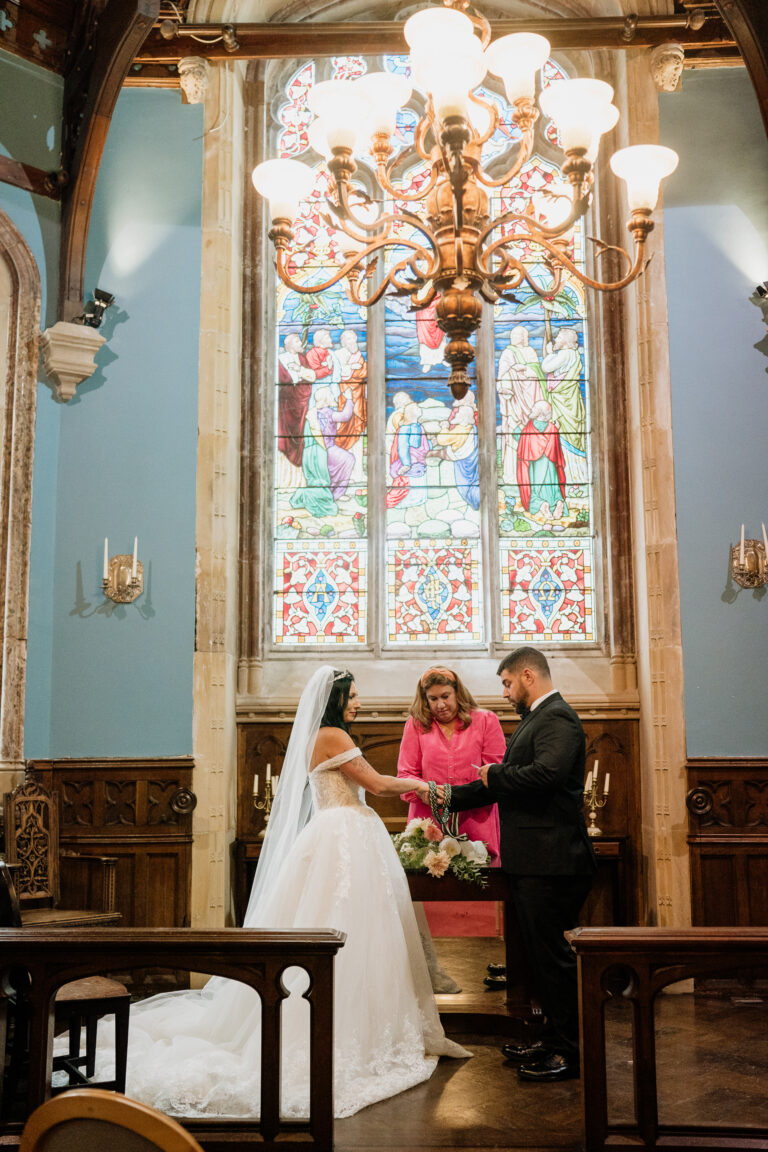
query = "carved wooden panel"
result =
(687, 758, 768, 927)
(32, 758, 193, 929)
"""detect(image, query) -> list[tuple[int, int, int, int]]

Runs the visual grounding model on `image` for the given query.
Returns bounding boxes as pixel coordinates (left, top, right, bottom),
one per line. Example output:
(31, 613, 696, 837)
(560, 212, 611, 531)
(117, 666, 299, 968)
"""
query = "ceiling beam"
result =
(58, 0, 160, 322)
(134, 12, 735, 65)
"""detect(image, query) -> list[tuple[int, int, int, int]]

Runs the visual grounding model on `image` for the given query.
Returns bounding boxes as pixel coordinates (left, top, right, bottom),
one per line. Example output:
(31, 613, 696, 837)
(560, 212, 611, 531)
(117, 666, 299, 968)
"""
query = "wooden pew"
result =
(569, 926, 768, 1152)
(0, 927, 345, 1152)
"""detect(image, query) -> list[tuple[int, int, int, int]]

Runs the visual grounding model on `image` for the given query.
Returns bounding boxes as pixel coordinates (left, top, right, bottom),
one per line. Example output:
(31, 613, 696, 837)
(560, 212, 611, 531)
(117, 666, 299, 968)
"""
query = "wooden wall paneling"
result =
(687, 758, 768, 930)
(32, 758, 193, 930)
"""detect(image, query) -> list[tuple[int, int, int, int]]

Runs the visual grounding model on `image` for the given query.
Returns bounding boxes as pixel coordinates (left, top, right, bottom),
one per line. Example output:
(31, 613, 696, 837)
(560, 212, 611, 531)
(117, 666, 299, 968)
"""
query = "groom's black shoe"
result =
(487, 962, 506, 976)
(517, 1052, 580, 1082)
(501, 1040, 546, 1063)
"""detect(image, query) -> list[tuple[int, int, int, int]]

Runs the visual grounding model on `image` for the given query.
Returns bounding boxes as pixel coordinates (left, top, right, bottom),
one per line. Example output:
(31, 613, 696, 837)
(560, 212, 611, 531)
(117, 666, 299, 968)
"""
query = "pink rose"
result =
(424, 821, 443, 843)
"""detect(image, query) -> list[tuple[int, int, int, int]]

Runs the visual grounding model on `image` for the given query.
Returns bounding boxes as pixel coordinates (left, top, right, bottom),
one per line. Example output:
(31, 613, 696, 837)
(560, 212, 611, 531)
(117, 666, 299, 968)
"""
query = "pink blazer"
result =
(397, 710, 507, 863)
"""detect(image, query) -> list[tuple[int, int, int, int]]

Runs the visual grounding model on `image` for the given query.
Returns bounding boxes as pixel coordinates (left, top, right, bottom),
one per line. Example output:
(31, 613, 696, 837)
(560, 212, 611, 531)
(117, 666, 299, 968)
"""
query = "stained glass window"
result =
(267, 55, 598, 648)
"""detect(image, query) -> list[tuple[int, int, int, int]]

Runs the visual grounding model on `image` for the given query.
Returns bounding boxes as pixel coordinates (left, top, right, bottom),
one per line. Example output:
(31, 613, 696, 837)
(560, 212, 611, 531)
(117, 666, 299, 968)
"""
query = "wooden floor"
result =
(334, 937, 768, 1152)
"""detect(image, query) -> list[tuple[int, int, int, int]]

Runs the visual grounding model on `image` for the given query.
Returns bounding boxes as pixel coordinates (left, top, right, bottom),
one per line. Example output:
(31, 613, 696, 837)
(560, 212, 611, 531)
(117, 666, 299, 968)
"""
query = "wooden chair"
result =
(0, 863, 130, 1115)
(3, 768, 121, 927)
(19, 1088, 205, 1152)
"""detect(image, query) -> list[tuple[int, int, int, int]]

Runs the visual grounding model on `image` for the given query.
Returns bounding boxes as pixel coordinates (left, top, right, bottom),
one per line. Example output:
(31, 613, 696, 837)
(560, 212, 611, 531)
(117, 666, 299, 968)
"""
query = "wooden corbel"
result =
(58, 0, 160, 323)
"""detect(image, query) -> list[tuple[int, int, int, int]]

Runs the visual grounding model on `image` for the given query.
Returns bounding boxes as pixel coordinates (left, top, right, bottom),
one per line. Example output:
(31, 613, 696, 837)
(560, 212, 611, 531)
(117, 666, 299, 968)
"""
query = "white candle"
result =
(584, 771, 593, 793)
(253, 773, 259, 796)
(103, 537, 109, 581)
(762, 522, 768, 555)
(266, 763, 271, 783)
(603, 772, 610, 795)
(740, 524, 745, 566)
(132, 536, 138, 579)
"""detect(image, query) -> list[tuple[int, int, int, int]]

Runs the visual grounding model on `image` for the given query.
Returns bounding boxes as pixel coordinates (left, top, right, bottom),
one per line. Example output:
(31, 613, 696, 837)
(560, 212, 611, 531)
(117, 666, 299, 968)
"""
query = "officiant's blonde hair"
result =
(410, 668, 477, 731)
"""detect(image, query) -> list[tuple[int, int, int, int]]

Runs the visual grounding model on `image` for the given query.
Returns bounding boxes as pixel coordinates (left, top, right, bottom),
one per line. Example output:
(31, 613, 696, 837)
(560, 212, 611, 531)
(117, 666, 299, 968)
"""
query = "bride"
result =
(106, 666, 469, 1118)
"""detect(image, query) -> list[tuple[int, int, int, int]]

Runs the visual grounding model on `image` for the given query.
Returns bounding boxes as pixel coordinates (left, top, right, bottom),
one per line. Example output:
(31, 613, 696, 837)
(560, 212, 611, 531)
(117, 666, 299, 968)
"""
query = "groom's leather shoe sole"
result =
(501, 1040, 546, 1063)
(517, 1053, 580, 1082)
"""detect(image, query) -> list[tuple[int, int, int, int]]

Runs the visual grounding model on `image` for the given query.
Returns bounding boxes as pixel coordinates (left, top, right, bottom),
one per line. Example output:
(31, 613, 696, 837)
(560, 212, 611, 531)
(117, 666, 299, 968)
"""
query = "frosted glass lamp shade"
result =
(610, 145, 679, 211)
(539, 78, 614, 152)
(484, 33, 551, 104)
(410, 41, 487, 120)
(252, 159, 315, 220)
(586, 102, 620, 162)
(308, 80, 371, 151)
(404, 7, 475, 53)
(357, 72, 412, 136)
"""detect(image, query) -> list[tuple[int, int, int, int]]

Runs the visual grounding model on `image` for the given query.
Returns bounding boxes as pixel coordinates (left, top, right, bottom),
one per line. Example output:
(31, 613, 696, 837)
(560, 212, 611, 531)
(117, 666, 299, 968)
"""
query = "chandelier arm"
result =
(274, 249, 363, 296)
(474, 128, 537, 190)
(414, 113, 432, 164)
(375, 158, 440, 203)
(474, 199, 589, 268)
(486, 228, 648, 294)
(347, 244, 438, 308)
(467, 91, 499, 147)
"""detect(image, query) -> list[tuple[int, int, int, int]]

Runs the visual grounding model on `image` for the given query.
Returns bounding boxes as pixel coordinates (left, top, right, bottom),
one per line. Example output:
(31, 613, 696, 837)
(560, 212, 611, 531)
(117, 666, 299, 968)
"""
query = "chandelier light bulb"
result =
(251, 158, 316, 220)
(539, 78, 615, 152)
(404, 7, 476, 53)
(484, 33, 551, 104)
(308, 80, 372, 151)
(356, 72, 412, 137)
(610, 144, 679, 211)
(410, 41, 487, 120)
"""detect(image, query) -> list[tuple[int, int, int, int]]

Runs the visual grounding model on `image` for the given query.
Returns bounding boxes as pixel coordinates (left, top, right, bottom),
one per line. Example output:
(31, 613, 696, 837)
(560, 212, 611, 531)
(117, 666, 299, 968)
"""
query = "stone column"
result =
(620, 50, 691, 928)
(190, 59, 244, 927)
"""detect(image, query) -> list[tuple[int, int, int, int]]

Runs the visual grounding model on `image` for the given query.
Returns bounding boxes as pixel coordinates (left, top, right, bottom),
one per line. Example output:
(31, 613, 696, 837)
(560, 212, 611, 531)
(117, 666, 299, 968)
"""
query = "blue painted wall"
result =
(0, 52, 63, 757)
(1, 53, 203, 758)
(45, 89, 203, 756)
(661, 70, 768, 756)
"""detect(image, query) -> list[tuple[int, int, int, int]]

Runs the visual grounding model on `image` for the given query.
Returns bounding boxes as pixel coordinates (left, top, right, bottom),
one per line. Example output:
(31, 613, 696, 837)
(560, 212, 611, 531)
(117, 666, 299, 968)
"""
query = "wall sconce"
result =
(75, 288, 116, 329)
(102, 536, 144, 603)
(730, 524, 768, 589)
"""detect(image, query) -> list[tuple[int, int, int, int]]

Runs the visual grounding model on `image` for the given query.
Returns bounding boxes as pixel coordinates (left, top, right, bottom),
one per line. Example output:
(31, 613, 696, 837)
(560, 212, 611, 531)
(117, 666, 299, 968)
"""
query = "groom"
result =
(438, 646, 595, 1081)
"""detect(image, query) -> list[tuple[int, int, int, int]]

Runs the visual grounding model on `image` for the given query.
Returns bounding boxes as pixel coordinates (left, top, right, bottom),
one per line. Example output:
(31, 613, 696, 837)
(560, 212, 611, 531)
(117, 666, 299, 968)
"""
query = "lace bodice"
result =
(310, 748, 366, 811)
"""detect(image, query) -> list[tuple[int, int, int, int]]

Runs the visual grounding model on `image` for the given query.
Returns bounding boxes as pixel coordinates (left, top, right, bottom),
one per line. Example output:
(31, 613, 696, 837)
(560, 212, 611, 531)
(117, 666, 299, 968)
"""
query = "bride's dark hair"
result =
(320, 669, 355, 732)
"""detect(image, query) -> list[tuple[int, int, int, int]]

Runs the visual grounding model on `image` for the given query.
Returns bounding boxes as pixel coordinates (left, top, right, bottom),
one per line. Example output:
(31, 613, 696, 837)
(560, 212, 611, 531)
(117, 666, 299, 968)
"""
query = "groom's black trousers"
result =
(510, 874, 593, 1060)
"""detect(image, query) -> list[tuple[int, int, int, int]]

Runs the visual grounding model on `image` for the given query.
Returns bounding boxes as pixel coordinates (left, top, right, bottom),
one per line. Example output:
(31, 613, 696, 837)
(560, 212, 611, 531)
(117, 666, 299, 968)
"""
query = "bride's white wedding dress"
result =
(96, 747, 468, 1119)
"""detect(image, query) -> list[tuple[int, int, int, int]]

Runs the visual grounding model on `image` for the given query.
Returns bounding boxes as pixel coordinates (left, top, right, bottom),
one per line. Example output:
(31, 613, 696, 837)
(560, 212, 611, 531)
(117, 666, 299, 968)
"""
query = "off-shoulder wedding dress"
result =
(93, 726, 468, 1119)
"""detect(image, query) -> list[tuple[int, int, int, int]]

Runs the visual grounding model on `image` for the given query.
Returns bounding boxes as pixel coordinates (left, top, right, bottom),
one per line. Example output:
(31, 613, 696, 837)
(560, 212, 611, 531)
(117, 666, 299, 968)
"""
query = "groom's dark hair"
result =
(321, 670, 355, 732)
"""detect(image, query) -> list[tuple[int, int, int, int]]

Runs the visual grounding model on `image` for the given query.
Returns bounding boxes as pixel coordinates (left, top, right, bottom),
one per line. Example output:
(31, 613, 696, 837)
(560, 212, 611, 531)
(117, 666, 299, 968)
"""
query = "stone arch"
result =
(0, 208, 42, 789)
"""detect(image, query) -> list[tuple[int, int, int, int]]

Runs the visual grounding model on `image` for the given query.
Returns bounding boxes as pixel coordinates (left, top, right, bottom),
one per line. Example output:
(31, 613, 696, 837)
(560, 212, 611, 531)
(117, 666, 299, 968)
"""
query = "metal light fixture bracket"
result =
(103, 554, 144, 603)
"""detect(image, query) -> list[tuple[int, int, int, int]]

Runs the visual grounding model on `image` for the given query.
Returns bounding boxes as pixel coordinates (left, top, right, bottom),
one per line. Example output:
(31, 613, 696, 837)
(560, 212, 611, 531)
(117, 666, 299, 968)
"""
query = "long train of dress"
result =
(90, 749, 468, 1118)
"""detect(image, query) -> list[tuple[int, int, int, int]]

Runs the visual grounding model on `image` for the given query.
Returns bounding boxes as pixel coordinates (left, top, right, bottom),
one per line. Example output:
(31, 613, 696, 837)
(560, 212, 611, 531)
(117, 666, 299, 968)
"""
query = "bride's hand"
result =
(411, 780, 430, 803)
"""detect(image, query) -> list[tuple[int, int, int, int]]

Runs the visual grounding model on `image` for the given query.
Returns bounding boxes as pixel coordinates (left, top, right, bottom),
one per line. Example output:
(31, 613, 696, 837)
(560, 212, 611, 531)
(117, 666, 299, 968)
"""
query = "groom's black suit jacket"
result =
(449, 692, 595, 877)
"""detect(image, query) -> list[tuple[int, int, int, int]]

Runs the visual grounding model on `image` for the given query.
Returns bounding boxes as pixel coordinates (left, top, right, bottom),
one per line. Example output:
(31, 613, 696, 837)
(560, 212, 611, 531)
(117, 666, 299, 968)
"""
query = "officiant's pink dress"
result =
(397, 711, 506, 863)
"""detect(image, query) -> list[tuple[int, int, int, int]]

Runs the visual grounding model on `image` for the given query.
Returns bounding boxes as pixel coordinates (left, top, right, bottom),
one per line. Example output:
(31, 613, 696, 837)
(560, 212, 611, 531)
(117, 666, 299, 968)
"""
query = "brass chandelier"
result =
(253, 1, 678, 398)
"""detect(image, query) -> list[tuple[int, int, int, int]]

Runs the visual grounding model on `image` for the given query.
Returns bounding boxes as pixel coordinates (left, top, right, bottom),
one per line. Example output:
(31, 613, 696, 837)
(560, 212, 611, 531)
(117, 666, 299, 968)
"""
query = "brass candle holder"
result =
(584, 760, 610, 837)
(253, 764, 279, 840)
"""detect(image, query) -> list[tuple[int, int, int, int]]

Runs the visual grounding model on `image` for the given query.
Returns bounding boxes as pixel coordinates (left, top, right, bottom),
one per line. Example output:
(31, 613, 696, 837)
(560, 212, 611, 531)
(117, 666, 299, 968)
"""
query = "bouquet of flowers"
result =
(392, 818, 489, 888)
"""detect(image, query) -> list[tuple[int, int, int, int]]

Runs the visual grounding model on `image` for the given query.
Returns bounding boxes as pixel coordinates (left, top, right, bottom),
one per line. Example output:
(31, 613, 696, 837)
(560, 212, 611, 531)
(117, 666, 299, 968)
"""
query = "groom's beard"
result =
(514, 700, 531, 718)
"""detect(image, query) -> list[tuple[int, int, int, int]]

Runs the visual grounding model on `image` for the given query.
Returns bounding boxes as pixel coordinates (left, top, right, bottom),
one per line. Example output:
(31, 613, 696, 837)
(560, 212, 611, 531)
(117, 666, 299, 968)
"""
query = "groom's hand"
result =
(478, 765, 490, 786)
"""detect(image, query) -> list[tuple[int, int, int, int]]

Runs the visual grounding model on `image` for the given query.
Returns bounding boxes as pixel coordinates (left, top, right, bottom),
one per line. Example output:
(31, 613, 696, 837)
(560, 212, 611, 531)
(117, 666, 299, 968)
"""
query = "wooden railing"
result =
(569, 926, 768, 1152)
(0, 927, 345, 1151)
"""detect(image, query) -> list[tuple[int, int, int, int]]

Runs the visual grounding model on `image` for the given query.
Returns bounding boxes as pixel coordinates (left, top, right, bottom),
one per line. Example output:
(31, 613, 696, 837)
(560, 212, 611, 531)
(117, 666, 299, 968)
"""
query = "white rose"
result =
(440, 837, 461, 859)
(400, 843, 413, 857)
(460, 839, 488, 865)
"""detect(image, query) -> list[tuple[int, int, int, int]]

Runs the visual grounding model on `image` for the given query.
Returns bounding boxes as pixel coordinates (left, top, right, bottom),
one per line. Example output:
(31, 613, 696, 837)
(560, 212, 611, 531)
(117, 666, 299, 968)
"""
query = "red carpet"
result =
(423, 900, 501, 936)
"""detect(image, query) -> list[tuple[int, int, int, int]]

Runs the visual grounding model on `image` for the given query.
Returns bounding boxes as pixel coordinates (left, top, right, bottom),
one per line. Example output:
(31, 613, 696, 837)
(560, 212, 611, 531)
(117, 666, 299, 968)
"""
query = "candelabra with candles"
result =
(253, 763, 280, 839)
(730, 522, 768, 589)
(102, 536, 143, 603)
(252, 1, 679, 401)
(583, 760, 610, 837)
